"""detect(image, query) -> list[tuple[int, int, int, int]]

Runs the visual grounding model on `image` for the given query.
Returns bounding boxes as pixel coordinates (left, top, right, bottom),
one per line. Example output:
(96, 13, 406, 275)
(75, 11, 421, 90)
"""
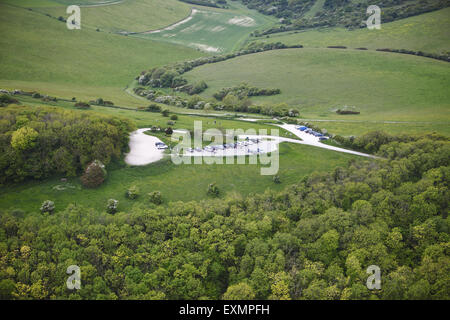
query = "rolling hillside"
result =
(183, 48, 450, 134)
(0, 1, 203, 107)
(252, 7, 450, 56)
(31, 0, 192, 33)
(132, 1, 277, 53)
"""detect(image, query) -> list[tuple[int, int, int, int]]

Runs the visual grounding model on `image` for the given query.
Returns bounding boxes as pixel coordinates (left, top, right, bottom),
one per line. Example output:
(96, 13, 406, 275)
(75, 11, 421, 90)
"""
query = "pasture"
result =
(253, 8, 450, 55)
(31, 0, 192, 33)
(183, 48, 450, 135)
(0, 2, 203, 108)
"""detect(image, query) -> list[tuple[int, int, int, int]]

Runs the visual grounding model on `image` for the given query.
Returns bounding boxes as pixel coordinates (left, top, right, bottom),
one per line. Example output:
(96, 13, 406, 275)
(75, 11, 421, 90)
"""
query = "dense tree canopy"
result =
(0, 106, 135, 184)
(0, 133, 448, 300)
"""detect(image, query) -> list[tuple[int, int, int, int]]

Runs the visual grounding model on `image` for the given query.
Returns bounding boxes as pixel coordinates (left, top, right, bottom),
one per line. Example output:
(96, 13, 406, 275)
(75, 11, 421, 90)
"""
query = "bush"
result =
(40, 200, 55, 214)
(147, 104, 161, 112)
(32, 92, 41, 99)
(81, 160, 107, 188)
(161, 109, 170, 117)
(148, 191, 162, 205)
(336, 106, 360, 115)
(106, 199, 119, 214)
(126, 185, 140, 200)
(165, 127, 173, 135)
(74, 101, 91, 109)
(273, 175, 281, 184)
(0, 94, 19, 106)
(167, 120, 175, 126)
(207, 183, 219, 197)
(170, 114, 178, 121)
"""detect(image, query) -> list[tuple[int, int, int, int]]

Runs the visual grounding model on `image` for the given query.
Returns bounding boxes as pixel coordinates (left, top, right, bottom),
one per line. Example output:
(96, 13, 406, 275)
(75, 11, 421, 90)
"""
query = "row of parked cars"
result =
(296, 126, 329, 141)
(186, 139, 261, 153)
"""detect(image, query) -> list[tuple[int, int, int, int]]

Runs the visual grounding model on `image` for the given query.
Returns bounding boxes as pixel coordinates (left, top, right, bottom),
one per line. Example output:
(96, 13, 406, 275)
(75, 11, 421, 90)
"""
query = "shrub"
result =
(74, 101, 91, 109)
(336, 106, 360, 115)
(170, 114, 178, 121)
(81, 160, 107, 188)
(207, 183, 220, 197)
(188, 81, 208, 95)
(126, 185, 140, 200)
(148, 191, 162, 205)
(40, 200, 55, 214)
(167, 120, 175, 126)
(161, 109, 170, 117)
(106, 199, 119, 214)
(32, 92, 41, 99)
(147, 104, 161, 112)
(165, 127, 173, 135)
(273, 175, 281, 184)
(0, 94, 19, 106)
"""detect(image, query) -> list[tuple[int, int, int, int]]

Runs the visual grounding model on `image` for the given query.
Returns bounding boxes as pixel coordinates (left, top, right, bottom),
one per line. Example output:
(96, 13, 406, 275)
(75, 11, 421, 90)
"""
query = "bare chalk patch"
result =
(191, 43, 221, 53)
(210, 26, 226, 32)
(227, 16, 256, 27)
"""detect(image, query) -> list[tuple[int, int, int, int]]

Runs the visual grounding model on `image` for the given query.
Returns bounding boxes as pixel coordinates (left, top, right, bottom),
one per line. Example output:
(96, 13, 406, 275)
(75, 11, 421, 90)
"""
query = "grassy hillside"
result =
(241, 0, 449, 29)
(0, 2, 203, 107)
(252, 7, 450, 55)
(33, 0, 192, 33)
(133, 2, 277, 53)
(183, 48, 450, 134)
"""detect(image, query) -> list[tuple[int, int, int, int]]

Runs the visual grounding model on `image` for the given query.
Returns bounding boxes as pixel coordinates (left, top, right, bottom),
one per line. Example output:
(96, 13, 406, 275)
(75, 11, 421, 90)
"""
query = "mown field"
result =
(253, 8, 450, 55)
(183, 47, 450, 134)
(133, 1, 277, 53)
(0, 2, 203, 108)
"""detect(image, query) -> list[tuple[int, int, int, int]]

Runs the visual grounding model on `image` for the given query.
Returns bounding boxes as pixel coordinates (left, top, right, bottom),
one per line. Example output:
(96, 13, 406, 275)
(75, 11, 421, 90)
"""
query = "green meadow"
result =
(184, 48, 450, 134)
(33, 0, 192, 33)
(0, 142, 357, 213)
(132, 2, 277, 53)
(0, 2, 203, 107)
(253, 8, 450, 55)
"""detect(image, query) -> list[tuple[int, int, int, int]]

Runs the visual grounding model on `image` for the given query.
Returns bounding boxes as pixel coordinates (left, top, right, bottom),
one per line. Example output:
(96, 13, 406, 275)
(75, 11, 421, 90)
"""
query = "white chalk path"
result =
(138, 9, 200, 35)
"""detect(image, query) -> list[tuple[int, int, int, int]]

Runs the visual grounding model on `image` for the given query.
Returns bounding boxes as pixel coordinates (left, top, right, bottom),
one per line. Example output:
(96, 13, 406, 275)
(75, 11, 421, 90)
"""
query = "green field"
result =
(254, 8, 450, 55)
(32, 0, 192, 33)
(132, 2, 277, 53)
(0, 141, 357, 213)
(0, 2, 203, 107)
(183, 48, 450, 134)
